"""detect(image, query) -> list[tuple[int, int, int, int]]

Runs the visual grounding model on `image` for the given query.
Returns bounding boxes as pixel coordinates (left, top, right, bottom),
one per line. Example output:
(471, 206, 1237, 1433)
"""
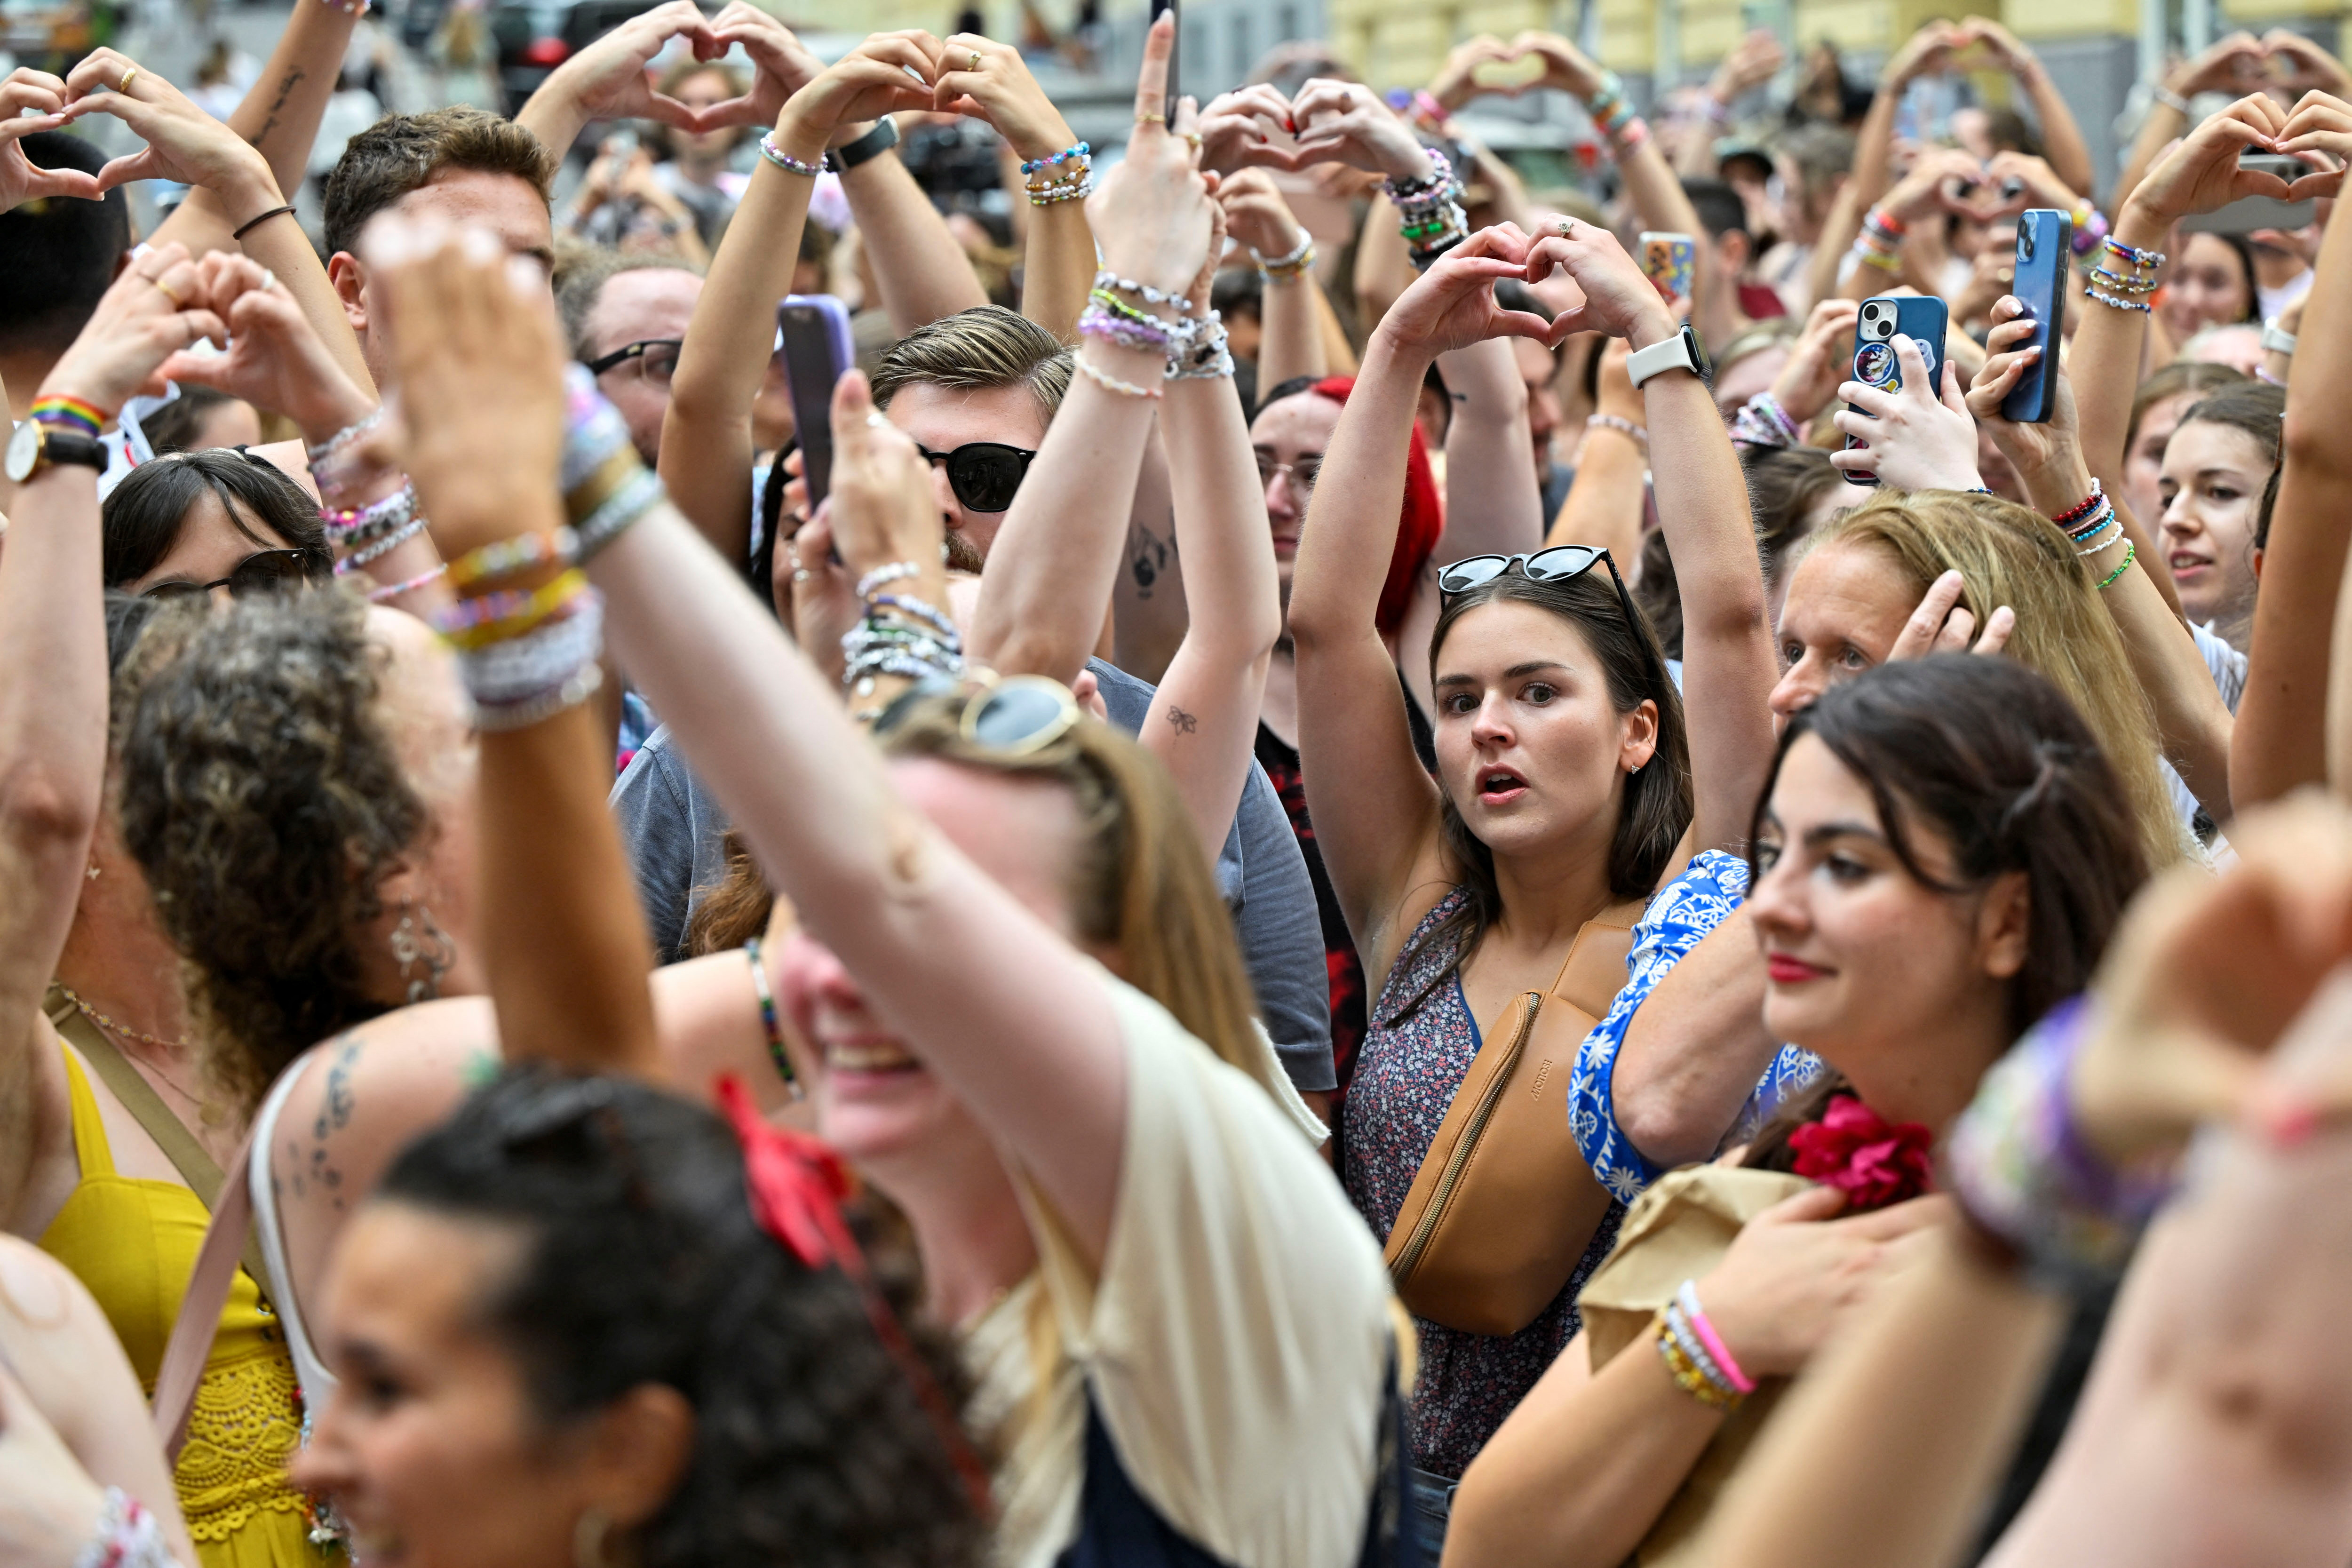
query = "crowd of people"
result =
(5, 1, 2352, 1564)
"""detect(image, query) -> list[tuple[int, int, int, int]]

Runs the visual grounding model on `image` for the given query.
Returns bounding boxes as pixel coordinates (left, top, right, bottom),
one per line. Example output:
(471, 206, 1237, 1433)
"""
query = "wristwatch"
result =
(2260, 320, 2298, 358)
(5, 420, 107, 483)
(1626, 321, 1713, 390)
(827, 117, 901, 174)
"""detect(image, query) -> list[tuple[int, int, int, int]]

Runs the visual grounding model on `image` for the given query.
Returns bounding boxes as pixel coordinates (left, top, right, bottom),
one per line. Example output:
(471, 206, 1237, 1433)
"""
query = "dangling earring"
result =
(389, 901, 453, 1003)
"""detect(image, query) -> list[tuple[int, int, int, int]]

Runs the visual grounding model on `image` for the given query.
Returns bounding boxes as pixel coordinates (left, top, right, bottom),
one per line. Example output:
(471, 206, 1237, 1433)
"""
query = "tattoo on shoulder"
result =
(303, 1032, 363, 1211)
(1165, 706, 1198, 735)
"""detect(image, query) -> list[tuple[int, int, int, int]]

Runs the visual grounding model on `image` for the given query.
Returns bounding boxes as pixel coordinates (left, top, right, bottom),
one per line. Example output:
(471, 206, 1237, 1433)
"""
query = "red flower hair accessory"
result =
(1788, 1093, 1937, 1211)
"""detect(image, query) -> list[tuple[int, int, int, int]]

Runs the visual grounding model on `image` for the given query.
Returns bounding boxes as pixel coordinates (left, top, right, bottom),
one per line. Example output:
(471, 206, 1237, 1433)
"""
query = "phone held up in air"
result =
(774, 295, 856, 514)
(1842, 294, 1950, 487)
(1638, 232, 1698, 305)
(2001, 209, 2071, 425)
(1149, 0, 1179, 101)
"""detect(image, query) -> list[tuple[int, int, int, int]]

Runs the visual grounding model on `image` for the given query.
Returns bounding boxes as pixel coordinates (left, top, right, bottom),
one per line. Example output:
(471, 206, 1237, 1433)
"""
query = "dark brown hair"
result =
(101, 449, 330, 588)
(2124, 359, 2249, 454)
(323, 107, 555, 260)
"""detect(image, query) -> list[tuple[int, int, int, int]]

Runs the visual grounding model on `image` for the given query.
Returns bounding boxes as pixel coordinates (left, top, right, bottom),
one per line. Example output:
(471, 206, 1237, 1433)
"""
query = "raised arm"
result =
(1963, 20, 2093, 199)
(1287, 234, 1555, 974)
(2243, 92, 2352, 804)
(0, 250, 220, 1239)
(513, 1, 719, 166)
(1523, 220, 1778, 852)
(373, 220, 660, 1080)
(1433, 270, 1544, 563)
(1545, 337, 1644, 561)
(928, 34, 1093, 342)
(1804, 23, 1958, 311)
(657, 32, 933, 564)
(1218, 170, 1327, 391)
(967, 37, 1211, 687)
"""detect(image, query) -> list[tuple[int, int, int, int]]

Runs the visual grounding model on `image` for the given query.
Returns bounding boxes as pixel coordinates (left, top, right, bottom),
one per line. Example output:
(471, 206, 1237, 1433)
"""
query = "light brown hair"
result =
(322, 107, 556, 260)
(868, 306, 1072, 430)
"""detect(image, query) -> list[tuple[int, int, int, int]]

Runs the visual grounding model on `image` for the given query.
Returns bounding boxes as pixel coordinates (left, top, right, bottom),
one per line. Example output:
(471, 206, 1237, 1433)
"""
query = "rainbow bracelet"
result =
(29, 394, 103, 436)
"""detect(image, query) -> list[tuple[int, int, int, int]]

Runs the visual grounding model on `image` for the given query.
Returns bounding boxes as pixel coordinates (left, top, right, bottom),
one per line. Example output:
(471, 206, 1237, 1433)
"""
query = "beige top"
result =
(970, 972, 1398, 1568)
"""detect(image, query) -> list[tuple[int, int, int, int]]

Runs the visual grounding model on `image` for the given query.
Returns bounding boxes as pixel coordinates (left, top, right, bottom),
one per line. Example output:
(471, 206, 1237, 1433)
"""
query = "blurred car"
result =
(490, 0, 674, 107)
(0, 0, 94, 72)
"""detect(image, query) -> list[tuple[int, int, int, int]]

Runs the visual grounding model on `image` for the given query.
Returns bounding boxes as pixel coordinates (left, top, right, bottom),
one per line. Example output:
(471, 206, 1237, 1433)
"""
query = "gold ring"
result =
(151, 276, 182, 306)
(969, 49, 982, 72)
(1184, 130, 1202, 150)
(118, 66, 138, 94)
(1135, 110, 1165, 126)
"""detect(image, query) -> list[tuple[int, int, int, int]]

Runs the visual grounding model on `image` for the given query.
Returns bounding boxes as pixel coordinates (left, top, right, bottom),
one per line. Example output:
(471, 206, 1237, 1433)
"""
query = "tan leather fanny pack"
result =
(1382, 899, 1643, 1337)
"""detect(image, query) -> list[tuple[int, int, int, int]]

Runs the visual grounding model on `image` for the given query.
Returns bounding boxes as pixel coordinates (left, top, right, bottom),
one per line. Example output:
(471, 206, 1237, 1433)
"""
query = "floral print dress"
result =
(1342, 889, 1624, 1480)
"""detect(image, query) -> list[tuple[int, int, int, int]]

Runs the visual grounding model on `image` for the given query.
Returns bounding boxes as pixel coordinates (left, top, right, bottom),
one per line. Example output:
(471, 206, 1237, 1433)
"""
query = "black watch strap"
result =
(827, 117, 901, 173)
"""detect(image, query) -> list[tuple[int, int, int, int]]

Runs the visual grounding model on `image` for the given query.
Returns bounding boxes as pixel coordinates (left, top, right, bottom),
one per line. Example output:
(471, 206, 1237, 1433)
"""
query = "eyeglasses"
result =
(1255, 453, 1321, 499)
(1437, 545, 1648, 657)
(140, 547, 333, 602)
(915, 442, 1037, 514)
(874, 673, 1083, 756)
(583, 338, 683, 383)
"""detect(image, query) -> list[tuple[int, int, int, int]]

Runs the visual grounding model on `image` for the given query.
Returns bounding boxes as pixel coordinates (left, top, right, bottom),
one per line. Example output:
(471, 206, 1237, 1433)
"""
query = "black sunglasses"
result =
(1438, 544, 1648, 653)
(583, 337, 684, 381)
(915, 441, 1036, 514)
(141, 547, 333, 602)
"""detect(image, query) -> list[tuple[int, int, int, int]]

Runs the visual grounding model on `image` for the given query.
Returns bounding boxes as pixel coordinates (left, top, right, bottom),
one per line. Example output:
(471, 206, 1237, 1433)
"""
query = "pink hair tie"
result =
(1677, 1281, 1756, 1396)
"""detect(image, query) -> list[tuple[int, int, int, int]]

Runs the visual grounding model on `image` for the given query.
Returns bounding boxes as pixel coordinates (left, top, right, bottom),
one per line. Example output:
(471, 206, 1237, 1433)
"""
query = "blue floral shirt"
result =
(1569, 850, 1824, 1204)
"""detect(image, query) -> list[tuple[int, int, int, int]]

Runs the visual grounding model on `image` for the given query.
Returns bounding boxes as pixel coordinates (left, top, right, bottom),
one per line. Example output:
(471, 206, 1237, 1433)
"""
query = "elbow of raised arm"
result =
(0, 764, 98, 862)
(2282, 410, 2347, 478)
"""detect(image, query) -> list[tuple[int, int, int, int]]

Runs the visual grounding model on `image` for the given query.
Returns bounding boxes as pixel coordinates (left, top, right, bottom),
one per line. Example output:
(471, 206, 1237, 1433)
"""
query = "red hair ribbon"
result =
(1304, 376, 1445, 641)
(714, 1074, 997, 1520)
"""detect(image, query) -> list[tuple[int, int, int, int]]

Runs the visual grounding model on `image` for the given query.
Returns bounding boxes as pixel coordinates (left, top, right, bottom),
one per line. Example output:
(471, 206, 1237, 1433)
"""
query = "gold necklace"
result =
(56, 985, 202, 1101)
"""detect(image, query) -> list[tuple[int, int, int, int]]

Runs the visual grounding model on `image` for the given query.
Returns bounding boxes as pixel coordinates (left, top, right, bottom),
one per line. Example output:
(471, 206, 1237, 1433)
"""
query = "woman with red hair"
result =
(1285, 221, 1781, 1541)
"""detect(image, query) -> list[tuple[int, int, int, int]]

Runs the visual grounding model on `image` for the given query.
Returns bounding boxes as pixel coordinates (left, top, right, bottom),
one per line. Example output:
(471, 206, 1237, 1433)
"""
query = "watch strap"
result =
(2261, 321, 2297, 357)
(828, 117, 901, 173)
(1625, 329, 1698, 390)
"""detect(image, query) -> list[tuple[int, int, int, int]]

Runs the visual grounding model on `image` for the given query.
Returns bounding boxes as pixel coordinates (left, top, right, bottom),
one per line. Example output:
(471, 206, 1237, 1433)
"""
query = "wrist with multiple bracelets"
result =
(1075, 271, 1230, 395)
(1022, 139, 1094, 207)
(1651, 1280, 1755, 1411)
(2050, 478, 2135, 589)
(1253, 228, 1317, 283)
(842, 558, 964, 711)
(2085, 234, 2161, 314)
(1384, 146, 1469, 270)
(1851, 207, 1907, 275)
(1730, 389, 1803, 449)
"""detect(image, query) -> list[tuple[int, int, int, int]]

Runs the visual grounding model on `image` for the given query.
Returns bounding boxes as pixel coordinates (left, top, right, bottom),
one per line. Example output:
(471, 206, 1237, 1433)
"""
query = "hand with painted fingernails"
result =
(1830, 335, 1982, 492)
(1195, 83, 1300, 174)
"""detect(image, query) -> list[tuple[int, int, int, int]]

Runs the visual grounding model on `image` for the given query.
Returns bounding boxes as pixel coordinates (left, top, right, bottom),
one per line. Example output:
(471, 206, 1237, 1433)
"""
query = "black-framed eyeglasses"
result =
(1438, 546, 1647, 657)
(583, 338, 683, 382)
(140, 547, 333, 602)
(874, 673, 1083, 756)
(915, 441, 1036, 514)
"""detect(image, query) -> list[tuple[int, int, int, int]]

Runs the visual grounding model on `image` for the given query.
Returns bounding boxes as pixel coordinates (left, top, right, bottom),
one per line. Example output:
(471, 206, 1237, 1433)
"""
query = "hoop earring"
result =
(389, 900, 453, 1004)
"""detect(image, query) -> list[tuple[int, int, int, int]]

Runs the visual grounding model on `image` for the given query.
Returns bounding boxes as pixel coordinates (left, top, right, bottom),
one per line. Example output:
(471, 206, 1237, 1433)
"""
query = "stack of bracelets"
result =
(2085, 234, 2161, 315)
(843, 558, 965, 711)
(1385, 147, 1468, 270)
(1021, 140, 1093, 206)
(1252, 228, 1317, 285)
(1940, 995, 2176, 1290)
(2050, 478, 2136, 589)
(1582, 69, 1646, 150)
(426, 366, 667, 732)
(325, 480, 423, 575)
(1074, 270, 1233, 394)
(1650, 1280, 1756, 1410)
(76, 1488, 176, 1568)
(1851, 207, 1906, 276)
(2069, 201, 2112, 259)
(1729, 389, 1803, 450)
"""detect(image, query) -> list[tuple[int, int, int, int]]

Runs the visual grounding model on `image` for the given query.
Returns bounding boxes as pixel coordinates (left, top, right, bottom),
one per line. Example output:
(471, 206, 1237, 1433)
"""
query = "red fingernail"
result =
(2262, 1096, 2320, 1147)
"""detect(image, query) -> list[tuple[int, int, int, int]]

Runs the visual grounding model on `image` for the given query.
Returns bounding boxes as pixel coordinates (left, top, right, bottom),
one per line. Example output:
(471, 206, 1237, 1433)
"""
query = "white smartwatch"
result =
(2260, 320, 2297, 358)
(1626, 322, 1713, 390)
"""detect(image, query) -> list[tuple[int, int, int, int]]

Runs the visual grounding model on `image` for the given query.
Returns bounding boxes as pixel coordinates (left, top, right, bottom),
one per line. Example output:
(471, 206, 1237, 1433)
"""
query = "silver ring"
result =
(1557, 217, 1574, 239)
(968, 49, 982, 72)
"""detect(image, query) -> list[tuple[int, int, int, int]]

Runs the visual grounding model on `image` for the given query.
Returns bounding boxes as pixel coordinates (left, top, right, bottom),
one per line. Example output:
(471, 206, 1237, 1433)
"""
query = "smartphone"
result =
(2183, 151, 2316, 234)
(1149, 0, 1179, 103)
(1639, 232, 1698, 305)
(2001, 209, 2072, 425)
(774, 295, 855, 513)
(1842, 294, 1951, 487)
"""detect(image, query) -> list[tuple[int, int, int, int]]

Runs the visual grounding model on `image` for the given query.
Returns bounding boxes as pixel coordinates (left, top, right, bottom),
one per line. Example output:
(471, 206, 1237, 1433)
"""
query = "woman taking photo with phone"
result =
(1284, 216, 1780, 1508)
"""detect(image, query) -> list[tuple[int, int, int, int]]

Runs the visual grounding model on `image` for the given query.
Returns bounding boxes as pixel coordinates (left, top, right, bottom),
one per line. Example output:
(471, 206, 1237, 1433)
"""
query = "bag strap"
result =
(44, 985, 276, 1309)
(151, 1122, 258, 1464)
(1545, 898, 1648, 1026)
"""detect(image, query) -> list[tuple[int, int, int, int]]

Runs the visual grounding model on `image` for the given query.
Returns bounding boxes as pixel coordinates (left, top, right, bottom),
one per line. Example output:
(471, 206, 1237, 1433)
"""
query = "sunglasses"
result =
(1437, 544, 1648, 654)
(140, 547, 333, 602)
(583, 337, 683, 382)
(874, 673, 1082, 755)
(916, 441, 1036, 514)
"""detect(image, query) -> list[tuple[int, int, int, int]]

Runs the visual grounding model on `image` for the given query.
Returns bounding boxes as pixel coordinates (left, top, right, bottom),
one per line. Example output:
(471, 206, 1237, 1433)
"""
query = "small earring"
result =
(389, 900, 454, 1004)
(85, 862, 101, 880)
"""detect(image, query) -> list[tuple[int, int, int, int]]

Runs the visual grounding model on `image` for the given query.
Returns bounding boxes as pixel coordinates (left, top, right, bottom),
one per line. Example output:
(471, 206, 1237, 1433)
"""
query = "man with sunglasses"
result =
(559, 252, 704, 465)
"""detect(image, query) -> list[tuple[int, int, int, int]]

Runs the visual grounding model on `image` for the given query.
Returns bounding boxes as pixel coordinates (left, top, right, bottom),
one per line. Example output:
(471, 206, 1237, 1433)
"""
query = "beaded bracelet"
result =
(2093, 539, 2136, 589)
(434, 567, 591, 643)
(459, 594, 604, 704)
(855, 560, 922, 599)
(1021, 140, 1089, 175)
(1078, 302, 1174, 355)
(1094, 269, 1196, 314)
(304, 407, 383, 468)
(335, 511, 429, 573)
(447, 527, 571, 591)
(2085, 283, 2152, 314)
(1677, 1281, 1757, 1396)
(2084, 266, 2158, 295)
(1030, 175, 1094, 206)
(1382, 146, 1455, 205)
(325, 482, 417, 547)
(1074, 353, 1163, 401)
(757, 134, 823, 177)
(2074, 517, 2122, 557)
(473, 661, 605, 732)
(1253, 230, 1315, 277)
(368, 563, 448, 602)
(869, 592, 958, 639)
(1651, 1310, 1741, 1410)
(1587, 413, 1648, 448)
(1169, 314, 1235, 380)
(1939, 995, 2174, 1289)
(742, 936, 802, 1096)
(29, 394, 103, 437)
(1730, 390, 1801, 449)
(2103, 235, 2165, 270)
(2050, 478, 2104, 531)
(559, 365, 634, 488)
(572, 465, 665, 564)
(77, 1489, 176, 1568)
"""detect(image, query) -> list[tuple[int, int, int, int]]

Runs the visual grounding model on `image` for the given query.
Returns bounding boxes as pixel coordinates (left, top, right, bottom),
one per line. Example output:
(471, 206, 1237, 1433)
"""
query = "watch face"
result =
(4, 419, 40, 484)
(1682, 323, 1714, 384)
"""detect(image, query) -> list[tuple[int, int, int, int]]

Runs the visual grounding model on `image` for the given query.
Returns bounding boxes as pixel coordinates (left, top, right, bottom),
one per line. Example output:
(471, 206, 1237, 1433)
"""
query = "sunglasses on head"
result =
(141, 547, 333, 602)
(583, 337, 683, 382)
(1438, 544, 1649, 651)
(916, 441, 1036, 514)
(874, 673, 1083, 756)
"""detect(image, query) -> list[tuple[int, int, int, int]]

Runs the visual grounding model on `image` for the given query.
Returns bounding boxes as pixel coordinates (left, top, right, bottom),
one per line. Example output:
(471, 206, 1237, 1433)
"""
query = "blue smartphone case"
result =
(2000, 210, 2072, 424)
(1842, 295, 1951, 486)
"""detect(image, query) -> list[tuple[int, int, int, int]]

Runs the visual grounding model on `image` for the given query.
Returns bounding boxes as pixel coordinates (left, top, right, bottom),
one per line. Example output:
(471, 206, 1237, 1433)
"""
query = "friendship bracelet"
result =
(447, 528, 571, 591)
(1020, 140, 1089, 175)
(2084, 267, 2157, 294)
(1676, 1281, 1756, 1396)
(1252, 230, 1314, 275)
(2073, 517, 2122, 557)
(1093, 269, 1197, 313)
(325, 482, 417, 546)
(869, 592, 958, 639)
(2095, 539, 2137, 589)
(1029, 178, 1095, 206)
(855, 560, 922, 599)
(334, 511, 428, 573)
(2085, 283, 2152, 314)
(368, 563, 447, 602)
(2050, 478, 2104, 531)
(471, 661, 604, 732)
(1730, 390, 1802, 449)
(742, 936, 802, 1096)
(2153, 83, 2193, 114)
(1074, 352, 1163, 400)
(304, 407, 383, 468)
(432, 568, 591, 641)
(1381, 146, 1456, 204)
(231, 203, 298, 241)
(459, 594, 604, 704)
(559, 366, 636, 491)
(756, 134, 823, 177)
(1078, 302, 1176, 355)
(29, 394, 103, 436)
(566, 447, 644, 528)
(571, 465, 664, 564)
(2102, 235, 2164, 270)
(1651, 1311, 1741, 1410)
(1587, 413, 1648, 448)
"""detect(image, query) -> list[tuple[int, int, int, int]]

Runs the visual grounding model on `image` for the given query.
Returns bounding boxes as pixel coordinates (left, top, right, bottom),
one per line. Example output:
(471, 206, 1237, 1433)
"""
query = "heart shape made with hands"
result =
(1467, 52, 1549, 95)
(1938, 167, 2030, 224)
